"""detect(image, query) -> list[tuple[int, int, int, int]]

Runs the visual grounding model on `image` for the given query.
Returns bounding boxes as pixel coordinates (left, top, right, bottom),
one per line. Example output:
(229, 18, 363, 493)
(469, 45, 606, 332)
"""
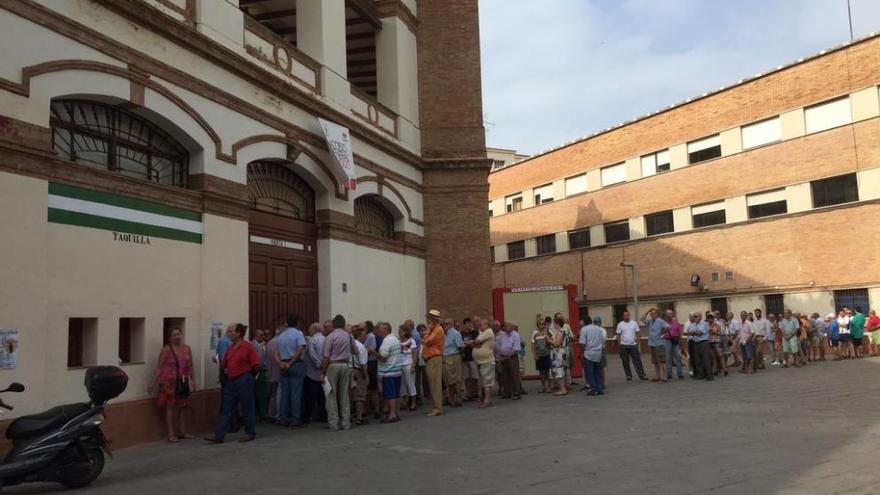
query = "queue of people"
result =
(147, 305, 878, 444)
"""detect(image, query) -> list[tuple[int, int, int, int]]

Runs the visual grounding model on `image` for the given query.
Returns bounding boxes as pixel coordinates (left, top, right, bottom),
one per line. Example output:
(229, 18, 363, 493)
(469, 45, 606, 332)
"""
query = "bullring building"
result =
(490, 34, 880, 331)
(0, 0, 490, 445)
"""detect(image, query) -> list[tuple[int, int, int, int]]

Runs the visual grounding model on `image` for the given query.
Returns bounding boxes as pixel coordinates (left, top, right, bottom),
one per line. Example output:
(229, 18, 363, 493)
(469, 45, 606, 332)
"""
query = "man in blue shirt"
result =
(442, 320, 464, 407)
(273, 313, 306, 427)
(684, 312, 713, 381)
(645, 308, 670, 382)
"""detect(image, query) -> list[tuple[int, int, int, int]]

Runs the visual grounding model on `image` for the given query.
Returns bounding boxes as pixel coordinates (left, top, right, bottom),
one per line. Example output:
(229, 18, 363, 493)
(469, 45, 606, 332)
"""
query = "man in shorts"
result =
(644, 308, 669, 383)
(350, 325, 369, 425)
(780, 310, 801, 367)
(867, 310, 880, 356)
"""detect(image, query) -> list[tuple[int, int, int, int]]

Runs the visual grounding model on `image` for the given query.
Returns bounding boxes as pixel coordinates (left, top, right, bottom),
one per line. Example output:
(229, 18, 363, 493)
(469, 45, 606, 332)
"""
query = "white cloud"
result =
(480, 0, 880, 155)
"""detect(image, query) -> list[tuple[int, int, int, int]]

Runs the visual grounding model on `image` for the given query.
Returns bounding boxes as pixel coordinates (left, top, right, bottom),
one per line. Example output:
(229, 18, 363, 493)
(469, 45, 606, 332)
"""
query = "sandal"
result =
(552, 391, 568, 396)
(167, 436, 180, 443)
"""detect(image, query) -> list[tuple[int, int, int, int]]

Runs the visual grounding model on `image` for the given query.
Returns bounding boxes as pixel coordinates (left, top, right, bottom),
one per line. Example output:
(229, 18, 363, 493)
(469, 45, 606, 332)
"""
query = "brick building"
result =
(489, 34, 880, 329)
(0, 0, 489, 446)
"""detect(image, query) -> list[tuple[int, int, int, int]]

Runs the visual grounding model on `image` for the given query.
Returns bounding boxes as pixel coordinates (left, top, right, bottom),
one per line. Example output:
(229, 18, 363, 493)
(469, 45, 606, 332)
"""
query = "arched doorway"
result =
(247, 161, 318, 332)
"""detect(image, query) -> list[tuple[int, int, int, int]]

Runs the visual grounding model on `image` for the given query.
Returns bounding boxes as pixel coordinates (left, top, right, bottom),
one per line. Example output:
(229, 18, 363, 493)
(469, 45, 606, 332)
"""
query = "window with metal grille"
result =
(764, 294, 785, 316)
(687, 135, 721, 164)
(693, 209, 726, 228)
(568, 228, 590, 249)
(811, 173, 859, 208)
(748, 200, 787, 219)
(247, 161, 316, 221)
(51, 100, 189, 187)
(645, 210, 674, 236)
(354, 196, 395, 239)
(507, 240, 525, 260)
(833, 288, 870, 313)
(710, 297, 728, 316)
(604, 220, 630, 244)
(536, 234, 556, 255)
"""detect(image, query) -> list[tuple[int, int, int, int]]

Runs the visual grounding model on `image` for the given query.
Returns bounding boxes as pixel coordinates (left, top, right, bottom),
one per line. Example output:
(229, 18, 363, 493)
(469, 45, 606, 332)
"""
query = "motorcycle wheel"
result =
(57, 445, 105, 489)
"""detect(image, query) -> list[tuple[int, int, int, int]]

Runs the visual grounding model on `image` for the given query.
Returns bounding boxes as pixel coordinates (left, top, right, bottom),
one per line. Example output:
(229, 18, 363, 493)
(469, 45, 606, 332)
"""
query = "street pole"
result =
(620, 261, 638, 325)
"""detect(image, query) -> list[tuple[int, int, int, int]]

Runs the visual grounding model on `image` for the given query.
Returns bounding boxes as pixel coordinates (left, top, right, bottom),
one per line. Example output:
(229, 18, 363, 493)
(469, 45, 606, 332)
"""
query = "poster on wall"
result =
(209, 322, 224, 350)
(0, 329, 19, 370)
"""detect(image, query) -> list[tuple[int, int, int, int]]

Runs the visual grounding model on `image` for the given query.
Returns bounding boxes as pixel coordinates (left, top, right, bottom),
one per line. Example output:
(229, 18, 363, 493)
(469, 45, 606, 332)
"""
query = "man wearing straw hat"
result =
(423, 309, 445, 417)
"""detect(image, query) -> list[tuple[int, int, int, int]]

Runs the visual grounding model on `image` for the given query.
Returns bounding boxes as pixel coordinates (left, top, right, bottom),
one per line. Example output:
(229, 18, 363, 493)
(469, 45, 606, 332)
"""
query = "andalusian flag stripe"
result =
(48, 182, 201, 222)
(47, 183, 203, 244)
(48, 209, 203, 243)
(48, 195, 202, 234)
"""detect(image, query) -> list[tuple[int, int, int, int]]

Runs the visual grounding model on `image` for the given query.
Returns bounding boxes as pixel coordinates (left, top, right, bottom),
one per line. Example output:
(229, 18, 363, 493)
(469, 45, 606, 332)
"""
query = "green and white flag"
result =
(47, 182, 202, 243)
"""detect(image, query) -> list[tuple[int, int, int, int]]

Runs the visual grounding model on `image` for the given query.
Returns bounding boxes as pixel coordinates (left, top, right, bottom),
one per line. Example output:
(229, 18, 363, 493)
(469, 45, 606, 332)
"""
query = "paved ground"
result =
(11, 357, 880, 494)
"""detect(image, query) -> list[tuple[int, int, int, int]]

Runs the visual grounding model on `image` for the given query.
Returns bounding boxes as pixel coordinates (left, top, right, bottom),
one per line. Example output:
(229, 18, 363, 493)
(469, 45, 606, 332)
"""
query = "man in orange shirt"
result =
(422, 309, 445, 417)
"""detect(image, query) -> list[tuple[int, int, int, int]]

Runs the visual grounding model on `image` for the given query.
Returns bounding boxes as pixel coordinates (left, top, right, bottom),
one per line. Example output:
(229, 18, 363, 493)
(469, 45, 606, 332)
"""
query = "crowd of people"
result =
(147, 305, 880, 443)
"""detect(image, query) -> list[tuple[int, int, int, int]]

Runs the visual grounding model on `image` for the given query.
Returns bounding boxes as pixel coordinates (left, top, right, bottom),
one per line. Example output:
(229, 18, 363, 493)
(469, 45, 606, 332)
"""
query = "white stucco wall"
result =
(317, 239, 426, 326)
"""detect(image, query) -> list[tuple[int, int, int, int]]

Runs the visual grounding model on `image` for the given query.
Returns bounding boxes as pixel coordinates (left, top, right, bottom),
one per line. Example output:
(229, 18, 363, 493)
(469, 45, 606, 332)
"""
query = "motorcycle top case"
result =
(84, 366, 128, 403)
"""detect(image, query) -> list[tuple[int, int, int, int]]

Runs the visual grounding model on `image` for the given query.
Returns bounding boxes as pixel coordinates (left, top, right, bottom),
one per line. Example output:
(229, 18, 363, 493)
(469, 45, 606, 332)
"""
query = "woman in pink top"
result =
(149, 327, 196, 442)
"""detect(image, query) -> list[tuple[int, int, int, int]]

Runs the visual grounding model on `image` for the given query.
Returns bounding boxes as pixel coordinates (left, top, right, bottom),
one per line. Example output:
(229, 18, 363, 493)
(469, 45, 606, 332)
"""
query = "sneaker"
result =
(770, 361, 780, 366)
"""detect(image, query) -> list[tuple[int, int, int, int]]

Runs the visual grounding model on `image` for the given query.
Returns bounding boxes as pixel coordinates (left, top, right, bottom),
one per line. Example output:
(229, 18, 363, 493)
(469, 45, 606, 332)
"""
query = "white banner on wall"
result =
(318, 118, 357, 191)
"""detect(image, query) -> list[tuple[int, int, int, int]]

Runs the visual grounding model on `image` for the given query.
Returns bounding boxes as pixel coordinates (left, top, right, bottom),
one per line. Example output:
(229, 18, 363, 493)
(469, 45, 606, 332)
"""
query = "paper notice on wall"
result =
(0, 329, 18, 370)
(317, 118, 357, 191)
(210, 322, 224, 351)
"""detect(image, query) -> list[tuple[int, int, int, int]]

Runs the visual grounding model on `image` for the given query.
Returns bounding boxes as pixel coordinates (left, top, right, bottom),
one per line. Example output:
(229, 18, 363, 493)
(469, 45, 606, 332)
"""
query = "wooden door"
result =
(248, 209, 318, 332)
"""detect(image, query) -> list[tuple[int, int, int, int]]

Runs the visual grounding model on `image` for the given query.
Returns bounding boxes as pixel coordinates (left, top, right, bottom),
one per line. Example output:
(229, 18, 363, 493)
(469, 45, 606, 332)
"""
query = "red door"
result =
(248, 209, 318, 332)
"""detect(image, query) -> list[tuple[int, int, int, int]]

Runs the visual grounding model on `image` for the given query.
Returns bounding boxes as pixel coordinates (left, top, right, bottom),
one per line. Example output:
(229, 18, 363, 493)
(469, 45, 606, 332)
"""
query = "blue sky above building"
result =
(480, 0, 880, 154)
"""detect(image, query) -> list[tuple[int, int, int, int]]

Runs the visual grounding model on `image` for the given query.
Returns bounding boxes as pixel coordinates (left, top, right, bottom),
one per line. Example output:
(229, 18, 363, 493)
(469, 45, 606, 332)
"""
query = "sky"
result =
(479, 0, 880, 155)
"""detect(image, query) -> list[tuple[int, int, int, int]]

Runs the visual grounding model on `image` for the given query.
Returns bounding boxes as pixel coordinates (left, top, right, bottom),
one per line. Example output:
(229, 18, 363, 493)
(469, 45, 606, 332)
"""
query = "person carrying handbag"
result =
(149, 327, 196, 443)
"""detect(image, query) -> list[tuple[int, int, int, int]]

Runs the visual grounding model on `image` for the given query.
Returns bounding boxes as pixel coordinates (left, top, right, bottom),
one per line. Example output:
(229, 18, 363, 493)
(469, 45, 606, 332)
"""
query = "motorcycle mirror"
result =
(4, 383, 24, 393)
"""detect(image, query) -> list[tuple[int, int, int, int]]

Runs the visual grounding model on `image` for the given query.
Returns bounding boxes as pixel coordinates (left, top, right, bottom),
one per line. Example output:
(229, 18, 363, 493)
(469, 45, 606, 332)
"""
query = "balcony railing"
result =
(242, 16, 322, 95)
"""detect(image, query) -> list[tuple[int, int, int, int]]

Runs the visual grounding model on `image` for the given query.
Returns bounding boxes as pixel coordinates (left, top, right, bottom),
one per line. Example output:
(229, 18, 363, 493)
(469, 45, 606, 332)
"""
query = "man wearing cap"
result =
(422, 309, 445, 417)
(580, 316, 606, 395)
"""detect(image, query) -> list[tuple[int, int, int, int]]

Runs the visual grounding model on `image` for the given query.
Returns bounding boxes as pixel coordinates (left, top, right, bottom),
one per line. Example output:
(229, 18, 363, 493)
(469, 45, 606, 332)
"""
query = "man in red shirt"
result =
(206, 323, 261, 443)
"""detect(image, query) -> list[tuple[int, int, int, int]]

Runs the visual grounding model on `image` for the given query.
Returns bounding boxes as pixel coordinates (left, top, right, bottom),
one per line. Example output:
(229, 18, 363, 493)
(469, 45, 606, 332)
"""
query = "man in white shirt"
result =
(752, 309, 772, 370)
(581, 316, 607, 395)
(615, 311, 647, 381)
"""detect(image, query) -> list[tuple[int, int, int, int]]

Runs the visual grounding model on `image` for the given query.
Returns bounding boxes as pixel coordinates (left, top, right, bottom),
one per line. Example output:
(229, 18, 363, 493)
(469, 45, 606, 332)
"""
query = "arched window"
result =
(247, 161, 316, 222)
(354, 195, 395, 239)
(50, 99, 189, 187)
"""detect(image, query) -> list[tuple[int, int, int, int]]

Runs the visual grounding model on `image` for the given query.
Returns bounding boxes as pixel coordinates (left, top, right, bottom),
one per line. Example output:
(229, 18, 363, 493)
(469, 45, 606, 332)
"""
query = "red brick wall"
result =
(418, 0, 491, 318)
(490, 119, 878, 245)
(492, 202, 880, 302)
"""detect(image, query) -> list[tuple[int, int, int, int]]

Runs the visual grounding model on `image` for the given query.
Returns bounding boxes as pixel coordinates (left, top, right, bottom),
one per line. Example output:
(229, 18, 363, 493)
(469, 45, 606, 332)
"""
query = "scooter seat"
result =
(5, 403, 91, 440)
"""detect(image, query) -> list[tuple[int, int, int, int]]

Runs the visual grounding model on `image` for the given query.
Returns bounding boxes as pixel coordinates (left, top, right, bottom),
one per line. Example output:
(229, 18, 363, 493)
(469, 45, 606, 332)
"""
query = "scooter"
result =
(0, 366, 128, 490)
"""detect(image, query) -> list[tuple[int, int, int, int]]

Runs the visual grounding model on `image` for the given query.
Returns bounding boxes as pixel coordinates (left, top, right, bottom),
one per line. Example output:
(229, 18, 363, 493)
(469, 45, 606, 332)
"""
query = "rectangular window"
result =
(68, 318, 97, 368)
(710, 297, 728, 316)
(747, 189, 787, 219)
(492, 159, 505, 170)
(536, 234, 556, 255)
(507, 240, 525, 260)
(692, 202, 727, 228)
(811, 173, 859, 208)
(687, 135, 721, 164)
(490, 247, 495, 263)
(741, 117, 781, 149)
(833, 288, 870, 313)
(604, 220, 630, 244)
(764, 294, 785, 316)
(163, 317, 185, 346)
(612, 304, 628, 328)
(488, 202, 493, 217)
(118, 318, 145, 364)
(805, 97, 852, 134)
(640, 150, 670, 177)
(645, 210, 674, 236)
(564, 174, 587, 196)
(600, 163, 626, 187)
(568, 228, 590, 249)
(533, 183, 554, 205)
(505, 193, 523, 213)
